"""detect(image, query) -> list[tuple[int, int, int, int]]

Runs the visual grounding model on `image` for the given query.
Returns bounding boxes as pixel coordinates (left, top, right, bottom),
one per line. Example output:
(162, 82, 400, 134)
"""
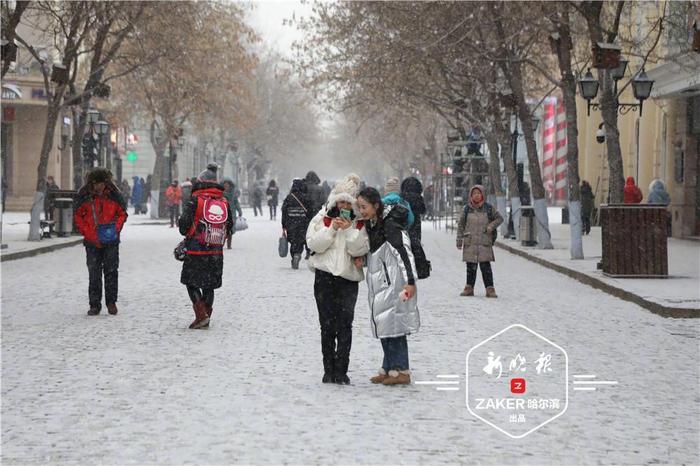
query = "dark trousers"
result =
(582, 213, 591, 235)
(381, 336, 409, 372)
(186, 285, 214, 307)
(467, 261, 494, 288)
(314, 270, 359, 377)
(289, 234, 306, 256)
(253, 202, 263, 217)
(269, 205, 277, 220)
(85, 243, 119, 309)
(169, 205, 179, 227)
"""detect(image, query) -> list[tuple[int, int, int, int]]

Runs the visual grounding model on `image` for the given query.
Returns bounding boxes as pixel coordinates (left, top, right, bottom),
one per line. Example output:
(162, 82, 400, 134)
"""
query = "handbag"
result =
(235, 217, 248, 231)
(92, 200, 118, 245)
(278, 236, 289, 257)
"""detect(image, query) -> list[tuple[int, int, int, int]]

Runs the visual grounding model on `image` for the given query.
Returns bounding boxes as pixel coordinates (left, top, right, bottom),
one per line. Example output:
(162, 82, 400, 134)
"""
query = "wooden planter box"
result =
(600, 204, 668, 277)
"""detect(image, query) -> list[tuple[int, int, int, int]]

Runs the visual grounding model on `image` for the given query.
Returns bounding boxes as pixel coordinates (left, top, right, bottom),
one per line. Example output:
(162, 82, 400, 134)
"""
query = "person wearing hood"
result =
(358, 186, 419, 386)
(580, 180, 595, 235)
(266, 179, 280, 221)
(305, 170, 326, 215)
(382, 177, 415, 226)
(647, 178, 672, 236)
(623, 176, 643, 204)
(647, 178, 671, 205)
(178, 164, 234, 329)
(74, 168, 128, 316)
(456, 185, 503, 298)
(282, 178, 313, 269)
(306, 174, 369, 385)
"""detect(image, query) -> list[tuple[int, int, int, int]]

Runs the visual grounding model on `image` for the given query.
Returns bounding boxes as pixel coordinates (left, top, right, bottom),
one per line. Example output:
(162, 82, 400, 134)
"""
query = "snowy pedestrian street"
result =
(2, 210, 698, 465)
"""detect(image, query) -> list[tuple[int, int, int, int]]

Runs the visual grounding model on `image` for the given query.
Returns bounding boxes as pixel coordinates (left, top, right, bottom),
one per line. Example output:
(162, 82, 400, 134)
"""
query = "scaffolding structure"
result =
(431, 134, 491, 233)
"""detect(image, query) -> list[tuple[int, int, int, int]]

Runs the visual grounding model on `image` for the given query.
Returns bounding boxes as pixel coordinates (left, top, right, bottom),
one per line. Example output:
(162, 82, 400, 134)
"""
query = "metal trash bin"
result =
(55, 198, 74, 237)
(519, 206, 537, 246)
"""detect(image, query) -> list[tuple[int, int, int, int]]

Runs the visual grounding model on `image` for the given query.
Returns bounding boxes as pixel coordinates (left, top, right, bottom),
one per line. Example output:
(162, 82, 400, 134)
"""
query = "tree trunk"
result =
(510, 64, 553, 248)
(28, 96, 64, 241)
(600, 71, 625, 203)
(555, 4, 584, 259)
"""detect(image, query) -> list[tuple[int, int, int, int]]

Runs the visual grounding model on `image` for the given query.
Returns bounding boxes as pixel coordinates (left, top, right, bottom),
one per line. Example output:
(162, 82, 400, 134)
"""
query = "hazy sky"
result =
(246, 0, 312, 55)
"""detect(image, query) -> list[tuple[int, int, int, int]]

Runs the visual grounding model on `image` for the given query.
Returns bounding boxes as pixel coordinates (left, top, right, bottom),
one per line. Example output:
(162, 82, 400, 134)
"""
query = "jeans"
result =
(269, 205, 277, 220)
(381, 336, 409, 372)
(85, 243, 119, 309)
(466, 262, 493, 288)
(253, 202, 263, 217)
(314, 270, 359, 377)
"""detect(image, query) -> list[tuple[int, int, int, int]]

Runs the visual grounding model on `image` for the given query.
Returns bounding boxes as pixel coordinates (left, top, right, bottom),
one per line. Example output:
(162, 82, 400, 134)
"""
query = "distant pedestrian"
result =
(282, 178, 313, 269)
(165, 180, 182, 228)
(178, 164, 233, 329)
(252, 183, 264, 217)
(222, 179, 241, 249)
(43, 176, 59, 220)
(647, 178, 672, 236)
(580, 180, 595, 235)
(623, 176, 643, 204)
(456, 185, 503, 298)
(305, 170, 326, 215)
(267, 179, 280, 221)
(74, 168, 128, 316)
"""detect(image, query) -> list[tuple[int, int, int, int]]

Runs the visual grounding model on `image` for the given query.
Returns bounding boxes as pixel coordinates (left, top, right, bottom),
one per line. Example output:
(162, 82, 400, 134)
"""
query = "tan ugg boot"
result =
(382, 370, 411, 385)
(486, 287, 498, 298)
(189, 301, 210, 329)
(460, 285, 474, 297)
(370, 368, 388, 384)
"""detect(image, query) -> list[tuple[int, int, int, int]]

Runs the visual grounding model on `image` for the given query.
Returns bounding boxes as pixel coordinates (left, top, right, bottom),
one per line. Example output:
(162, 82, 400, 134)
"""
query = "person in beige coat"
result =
(306, 174, 370, 385)
(456, 185, 503, 298)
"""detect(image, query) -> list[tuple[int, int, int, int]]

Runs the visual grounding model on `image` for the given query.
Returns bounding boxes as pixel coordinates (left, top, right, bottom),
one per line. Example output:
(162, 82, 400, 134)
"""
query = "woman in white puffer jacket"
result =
(306, 174, 370, 385)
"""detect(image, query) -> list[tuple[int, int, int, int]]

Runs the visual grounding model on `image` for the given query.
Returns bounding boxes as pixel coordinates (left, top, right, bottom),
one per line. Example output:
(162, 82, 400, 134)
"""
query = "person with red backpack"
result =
(178, 164, 233, 329)
(74, 168, 128, 316)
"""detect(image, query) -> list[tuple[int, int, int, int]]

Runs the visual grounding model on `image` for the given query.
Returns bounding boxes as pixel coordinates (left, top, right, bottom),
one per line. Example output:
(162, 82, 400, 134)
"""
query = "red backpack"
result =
(188, 195, 229, 247)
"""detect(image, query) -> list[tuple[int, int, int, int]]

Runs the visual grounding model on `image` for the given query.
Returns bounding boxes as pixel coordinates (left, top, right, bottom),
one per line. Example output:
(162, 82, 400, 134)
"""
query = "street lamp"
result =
(631, 68, 654, 116)
(579, 66, 654, 117)
(87, 109, 101, 125)
(578, 69, 599, 116)
(95, 120, 109, 136)
(611, 57, 629, 82)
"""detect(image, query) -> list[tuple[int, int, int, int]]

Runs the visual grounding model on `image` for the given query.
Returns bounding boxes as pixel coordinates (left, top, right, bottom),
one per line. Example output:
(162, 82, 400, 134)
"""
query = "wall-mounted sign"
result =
(31, 88, 47, 100)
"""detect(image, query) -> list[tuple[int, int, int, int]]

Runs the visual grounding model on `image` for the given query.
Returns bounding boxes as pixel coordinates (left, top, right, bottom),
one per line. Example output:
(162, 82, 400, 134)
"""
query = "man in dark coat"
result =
(178, 164, 234, 329)
(281, 178, 313, 269)
(74, 168, 128, 316)
(305, 170, 326, 215)
(580, 180, 595, 235)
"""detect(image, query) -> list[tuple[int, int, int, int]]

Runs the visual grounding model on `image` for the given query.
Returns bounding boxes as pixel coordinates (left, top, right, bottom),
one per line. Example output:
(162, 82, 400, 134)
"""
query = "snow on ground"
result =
(505, 208, 700, 311)
(2, 208, 699, 465)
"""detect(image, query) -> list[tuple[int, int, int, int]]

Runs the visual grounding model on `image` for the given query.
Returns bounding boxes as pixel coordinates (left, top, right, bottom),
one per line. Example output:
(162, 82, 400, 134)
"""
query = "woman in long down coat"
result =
(357, 187, 419, 386)
(306, 174, 369, 385)
(178, 165, 233, 329)
(456, 185, 503, 298)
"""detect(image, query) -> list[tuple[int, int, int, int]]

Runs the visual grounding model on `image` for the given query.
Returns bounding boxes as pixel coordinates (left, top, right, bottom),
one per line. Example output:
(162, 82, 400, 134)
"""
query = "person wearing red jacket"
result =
(74, 168, 128, 316)
(623, 176, 643, 204)
(165, 180, 182, 228)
